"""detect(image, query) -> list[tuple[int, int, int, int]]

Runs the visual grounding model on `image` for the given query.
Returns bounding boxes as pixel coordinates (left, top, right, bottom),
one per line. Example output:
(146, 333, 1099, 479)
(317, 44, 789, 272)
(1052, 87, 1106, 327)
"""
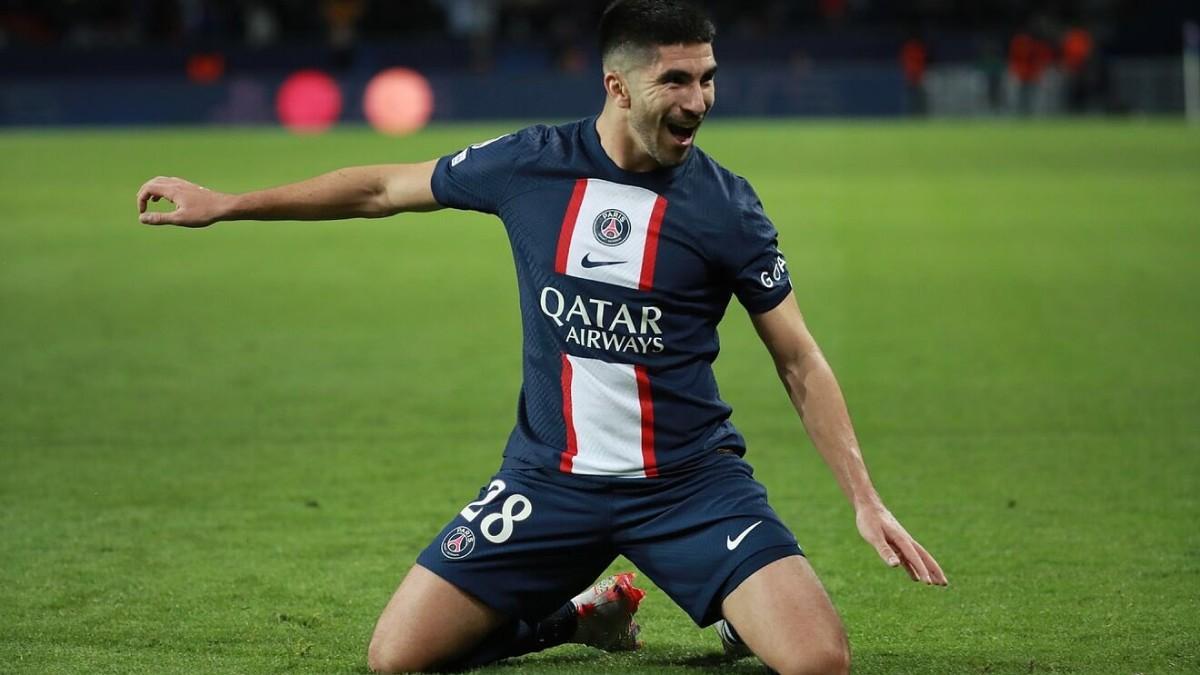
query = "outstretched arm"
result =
(136, 160, 441, 227)
(750, 291, 948, 586)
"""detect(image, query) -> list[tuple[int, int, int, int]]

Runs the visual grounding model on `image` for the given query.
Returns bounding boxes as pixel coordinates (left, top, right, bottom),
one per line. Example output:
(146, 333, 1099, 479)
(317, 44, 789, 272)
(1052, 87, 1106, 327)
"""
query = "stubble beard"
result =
(629, 107, 687, 168)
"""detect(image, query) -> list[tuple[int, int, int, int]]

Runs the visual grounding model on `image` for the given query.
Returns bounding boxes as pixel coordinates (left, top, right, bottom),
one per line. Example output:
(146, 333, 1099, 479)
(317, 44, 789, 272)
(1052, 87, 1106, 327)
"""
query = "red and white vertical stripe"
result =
(554, 178, 667, 291)
(559, 353, 658, 478)
(554, 178, 666, 477)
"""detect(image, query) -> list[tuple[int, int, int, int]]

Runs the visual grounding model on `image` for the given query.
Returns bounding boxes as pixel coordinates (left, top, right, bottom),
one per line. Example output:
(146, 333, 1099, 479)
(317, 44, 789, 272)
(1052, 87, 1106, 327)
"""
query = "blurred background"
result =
(2, 0, 1198, 129)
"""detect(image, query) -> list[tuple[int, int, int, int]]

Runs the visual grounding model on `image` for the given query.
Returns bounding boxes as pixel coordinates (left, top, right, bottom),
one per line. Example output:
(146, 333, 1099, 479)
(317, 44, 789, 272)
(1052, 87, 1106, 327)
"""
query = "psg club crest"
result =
(441, 526, 476, 560)
(592, 209, 632, 247)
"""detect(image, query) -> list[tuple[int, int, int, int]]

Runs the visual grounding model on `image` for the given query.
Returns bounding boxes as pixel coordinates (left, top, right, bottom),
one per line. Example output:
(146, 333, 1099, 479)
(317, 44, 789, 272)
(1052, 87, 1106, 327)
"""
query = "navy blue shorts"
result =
(415, 451, 802, 627)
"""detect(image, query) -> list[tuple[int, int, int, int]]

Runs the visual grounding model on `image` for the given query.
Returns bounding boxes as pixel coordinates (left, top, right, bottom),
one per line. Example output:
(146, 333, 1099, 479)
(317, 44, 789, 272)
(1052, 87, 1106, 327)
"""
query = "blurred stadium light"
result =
(0, 0, 1196, 127)
(363, 68, 434, 135)
(276, 69, 342, 133)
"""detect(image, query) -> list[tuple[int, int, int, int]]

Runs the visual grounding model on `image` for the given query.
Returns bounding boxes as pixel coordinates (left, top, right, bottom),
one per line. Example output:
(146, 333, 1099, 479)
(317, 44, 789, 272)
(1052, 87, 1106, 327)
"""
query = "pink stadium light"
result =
(363, 67, 435, 136)
(276, 70, 343, 134)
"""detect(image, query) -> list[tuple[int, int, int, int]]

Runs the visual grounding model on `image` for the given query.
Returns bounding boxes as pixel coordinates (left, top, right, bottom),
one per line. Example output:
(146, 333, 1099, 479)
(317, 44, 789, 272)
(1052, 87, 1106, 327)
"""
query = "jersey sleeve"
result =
(728, 180, 792, 314)
(429, 130, 528, 214)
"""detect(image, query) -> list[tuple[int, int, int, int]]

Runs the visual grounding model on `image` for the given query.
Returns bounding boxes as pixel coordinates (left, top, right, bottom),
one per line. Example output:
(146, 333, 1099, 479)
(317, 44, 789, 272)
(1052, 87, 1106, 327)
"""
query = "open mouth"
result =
(666, 121, 699, 145)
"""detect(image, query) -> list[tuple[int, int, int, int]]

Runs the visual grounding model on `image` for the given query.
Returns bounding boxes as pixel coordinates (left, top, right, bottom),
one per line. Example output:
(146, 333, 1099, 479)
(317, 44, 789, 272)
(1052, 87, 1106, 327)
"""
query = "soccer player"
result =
(135, 1, 947, 672)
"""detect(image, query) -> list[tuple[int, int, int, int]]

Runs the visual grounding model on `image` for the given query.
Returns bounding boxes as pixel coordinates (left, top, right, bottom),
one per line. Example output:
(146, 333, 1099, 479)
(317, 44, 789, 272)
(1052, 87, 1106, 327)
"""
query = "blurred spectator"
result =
(819, 0, 848, 24)
(436, 0, 499, 71)
(243, 3, 281, 46)
(0, 5, 56, 45)
(977, 36, 1006, 112)
(1007, 31, 1055, 115)
(323, 0, 364, 69)
(176, 0, 237, 45)
(1061, 26, 1095, 113)
(900, 37, 927, 115)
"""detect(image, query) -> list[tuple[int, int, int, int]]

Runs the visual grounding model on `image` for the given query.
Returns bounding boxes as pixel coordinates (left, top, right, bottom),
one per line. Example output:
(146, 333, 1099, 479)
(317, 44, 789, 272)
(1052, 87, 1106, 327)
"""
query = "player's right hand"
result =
(136, 176, 229, 228)
(855, 503, 948, 586)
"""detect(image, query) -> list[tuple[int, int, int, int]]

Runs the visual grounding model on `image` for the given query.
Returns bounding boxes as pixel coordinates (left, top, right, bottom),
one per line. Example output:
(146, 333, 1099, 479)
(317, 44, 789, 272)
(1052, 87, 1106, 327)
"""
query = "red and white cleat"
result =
(570, 572, 646, 652)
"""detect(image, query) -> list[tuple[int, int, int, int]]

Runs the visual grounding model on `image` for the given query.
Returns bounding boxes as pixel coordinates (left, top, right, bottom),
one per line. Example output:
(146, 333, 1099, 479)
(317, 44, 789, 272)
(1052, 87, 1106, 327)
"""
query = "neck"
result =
(595, 102, 660, 173)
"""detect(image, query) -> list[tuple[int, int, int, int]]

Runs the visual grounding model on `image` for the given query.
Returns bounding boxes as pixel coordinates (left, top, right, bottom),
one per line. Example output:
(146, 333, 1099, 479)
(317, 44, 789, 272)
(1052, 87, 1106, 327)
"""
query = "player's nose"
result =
(680, 82, 707, 117)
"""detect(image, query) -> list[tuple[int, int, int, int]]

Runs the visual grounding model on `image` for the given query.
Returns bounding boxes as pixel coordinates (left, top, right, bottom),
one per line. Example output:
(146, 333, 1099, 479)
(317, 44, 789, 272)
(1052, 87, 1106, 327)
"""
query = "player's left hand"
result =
(136, 176, 228, 227)
(855, 504, 948, 586)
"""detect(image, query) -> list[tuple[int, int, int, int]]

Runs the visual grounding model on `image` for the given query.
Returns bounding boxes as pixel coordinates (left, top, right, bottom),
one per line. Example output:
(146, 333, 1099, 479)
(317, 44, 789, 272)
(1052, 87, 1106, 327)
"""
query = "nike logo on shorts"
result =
(580, 253, 626, 269)
(726, 520, 763, 551)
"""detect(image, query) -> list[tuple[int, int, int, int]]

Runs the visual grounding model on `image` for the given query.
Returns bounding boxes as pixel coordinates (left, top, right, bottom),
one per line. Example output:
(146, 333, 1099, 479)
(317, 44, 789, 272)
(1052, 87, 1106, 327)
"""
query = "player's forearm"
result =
(138, 162, 440, 227)
(223, 165, 418, 222)
(778, 351, 883, 512)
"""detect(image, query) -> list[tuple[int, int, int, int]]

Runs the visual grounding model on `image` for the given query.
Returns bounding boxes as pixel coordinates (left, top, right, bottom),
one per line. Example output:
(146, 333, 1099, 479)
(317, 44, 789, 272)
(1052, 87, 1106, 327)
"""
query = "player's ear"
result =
(604, 71, 632, 109)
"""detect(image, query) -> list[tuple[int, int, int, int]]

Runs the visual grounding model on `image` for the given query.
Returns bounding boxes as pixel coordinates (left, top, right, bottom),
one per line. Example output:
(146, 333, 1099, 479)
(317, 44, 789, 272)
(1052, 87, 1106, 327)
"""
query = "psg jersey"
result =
(431, 117, 791, 478)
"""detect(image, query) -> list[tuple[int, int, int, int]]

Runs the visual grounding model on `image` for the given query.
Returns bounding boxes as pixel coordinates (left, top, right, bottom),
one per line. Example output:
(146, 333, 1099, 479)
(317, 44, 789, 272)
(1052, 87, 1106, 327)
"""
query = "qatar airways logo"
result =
(539, 286, 665, 354)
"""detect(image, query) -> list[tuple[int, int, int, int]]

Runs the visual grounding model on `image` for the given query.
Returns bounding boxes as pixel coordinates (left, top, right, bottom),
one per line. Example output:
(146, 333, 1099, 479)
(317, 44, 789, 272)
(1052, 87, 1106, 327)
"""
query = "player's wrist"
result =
(851, 490, 886, 515)
(216, 192, 243, 222)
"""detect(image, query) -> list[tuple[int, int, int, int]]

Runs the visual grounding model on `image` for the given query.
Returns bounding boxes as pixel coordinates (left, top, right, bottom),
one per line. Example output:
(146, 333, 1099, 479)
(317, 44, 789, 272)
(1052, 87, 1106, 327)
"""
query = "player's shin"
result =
(447, 571, 648, 668)
(441, 602, 578, 670)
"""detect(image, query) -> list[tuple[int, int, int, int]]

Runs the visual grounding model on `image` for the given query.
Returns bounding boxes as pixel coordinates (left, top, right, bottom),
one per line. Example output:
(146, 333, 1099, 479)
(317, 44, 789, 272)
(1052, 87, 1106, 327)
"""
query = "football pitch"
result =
(1, 119, 1197, 674)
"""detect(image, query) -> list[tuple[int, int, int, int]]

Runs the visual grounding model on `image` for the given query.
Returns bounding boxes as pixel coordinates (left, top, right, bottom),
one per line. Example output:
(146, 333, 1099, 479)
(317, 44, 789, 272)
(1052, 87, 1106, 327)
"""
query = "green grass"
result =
(1, 119, 1198, 674)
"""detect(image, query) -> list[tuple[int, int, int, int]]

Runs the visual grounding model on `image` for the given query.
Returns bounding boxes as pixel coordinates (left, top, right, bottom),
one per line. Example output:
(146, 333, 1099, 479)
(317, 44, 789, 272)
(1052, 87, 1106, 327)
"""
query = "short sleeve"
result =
(729, 181, 792, 314)
(430, 130, 527, 214)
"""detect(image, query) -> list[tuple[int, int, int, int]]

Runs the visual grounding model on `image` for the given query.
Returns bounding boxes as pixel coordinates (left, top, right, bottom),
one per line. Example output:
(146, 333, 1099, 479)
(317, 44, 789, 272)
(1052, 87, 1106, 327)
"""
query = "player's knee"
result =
(814, 639, 851, 675)
(367, 638, 431, 674)
(365, 640, 399, 674)
(772, 632, 850, 675)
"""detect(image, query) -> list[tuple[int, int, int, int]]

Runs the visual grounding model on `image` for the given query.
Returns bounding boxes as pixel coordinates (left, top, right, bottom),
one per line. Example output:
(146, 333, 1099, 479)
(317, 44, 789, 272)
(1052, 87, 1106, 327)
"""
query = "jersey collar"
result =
(581, 115, 695, 190)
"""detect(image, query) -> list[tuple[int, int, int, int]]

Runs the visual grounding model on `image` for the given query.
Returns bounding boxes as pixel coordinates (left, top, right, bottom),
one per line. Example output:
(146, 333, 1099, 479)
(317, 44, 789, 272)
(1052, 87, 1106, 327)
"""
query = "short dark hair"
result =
(599, 0, 716, 67)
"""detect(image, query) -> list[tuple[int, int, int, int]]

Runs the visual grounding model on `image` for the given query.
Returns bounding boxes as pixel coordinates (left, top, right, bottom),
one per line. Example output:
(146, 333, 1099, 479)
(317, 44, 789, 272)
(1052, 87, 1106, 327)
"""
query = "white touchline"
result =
(726, 520, 763, 551)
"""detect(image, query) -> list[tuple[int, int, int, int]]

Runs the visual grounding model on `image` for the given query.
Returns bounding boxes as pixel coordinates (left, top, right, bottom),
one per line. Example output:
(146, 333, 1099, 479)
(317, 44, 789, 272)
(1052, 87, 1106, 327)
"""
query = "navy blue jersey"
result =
(431, 117, 791, 478)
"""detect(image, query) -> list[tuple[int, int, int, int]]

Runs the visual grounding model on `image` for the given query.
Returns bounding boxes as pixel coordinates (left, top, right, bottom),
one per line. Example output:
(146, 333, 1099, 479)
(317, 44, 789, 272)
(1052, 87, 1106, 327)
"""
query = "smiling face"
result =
(611, 43, 717, 168)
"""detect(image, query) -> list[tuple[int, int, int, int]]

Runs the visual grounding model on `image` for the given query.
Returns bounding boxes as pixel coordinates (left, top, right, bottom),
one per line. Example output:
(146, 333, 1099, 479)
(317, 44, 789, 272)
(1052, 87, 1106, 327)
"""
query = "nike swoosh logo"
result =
(726, 520, 763, 551)
(580, 253, 626, 269)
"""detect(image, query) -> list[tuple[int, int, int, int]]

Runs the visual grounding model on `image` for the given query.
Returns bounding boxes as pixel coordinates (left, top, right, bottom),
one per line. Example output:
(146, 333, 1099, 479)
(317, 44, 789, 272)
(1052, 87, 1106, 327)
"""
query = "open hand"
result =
(856, 504, 948, 586)
(136, 176, 229, 227)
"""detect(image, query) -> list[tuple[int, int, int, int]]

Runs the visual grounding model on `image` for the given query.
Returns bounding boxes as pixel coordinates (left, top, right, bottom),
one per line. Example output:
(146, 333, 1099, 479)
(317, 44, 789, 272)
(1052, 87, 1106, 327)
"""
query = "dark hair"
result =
(599, 0, 716, 65)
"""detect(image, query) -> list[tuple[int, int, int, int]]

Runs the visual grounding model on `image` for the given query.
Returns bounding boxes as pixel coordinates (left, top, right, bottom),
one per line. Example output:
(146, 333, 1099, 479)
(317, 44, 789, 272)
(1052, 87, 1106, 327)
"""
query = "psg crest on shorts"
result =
(592, 209, 632, 247)
(441, 526, 476, 559)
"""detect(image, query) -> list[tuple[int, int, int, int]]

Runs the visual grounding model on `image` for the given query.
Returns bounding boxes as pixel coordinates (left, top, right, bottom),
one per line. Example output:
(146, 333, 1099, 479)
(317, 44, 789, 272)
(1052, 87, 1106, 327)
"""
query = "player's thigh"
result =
(415, 468, 615, 621)
(721, 555, 850, 675)
(367, 563, 505, 673)
(616, 451, 802, 625)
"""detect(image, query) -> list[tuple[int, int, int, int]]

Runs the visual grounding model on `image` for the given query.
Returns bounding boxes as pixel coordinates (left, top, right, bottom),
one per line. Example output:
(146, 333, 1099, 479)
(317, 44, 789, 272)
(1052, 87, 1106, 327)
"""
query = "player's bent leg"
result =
(367, 563, 506, 673)
(373, 466, 630, 671)
(368, 565, 646, 673)
(720, 555, 850, 675)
